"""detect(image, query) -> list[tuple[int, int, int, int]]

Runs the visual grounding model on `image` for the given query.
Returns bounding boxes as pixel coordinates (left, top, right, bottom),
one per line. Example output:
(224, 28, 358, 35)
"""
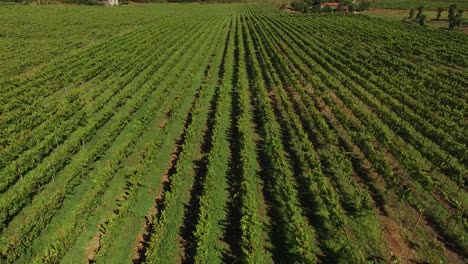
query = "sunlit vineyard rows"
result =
(0, 3, 467, 264)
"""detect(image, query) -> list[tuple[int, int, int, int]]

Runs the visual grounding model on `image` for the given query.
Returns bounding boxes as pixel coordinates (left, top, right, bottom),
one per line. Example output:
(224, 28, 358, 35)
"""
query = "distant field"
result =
(372, 0, 468, 9)
(364, 8, 468, 33)
(0, 3, 467, 264)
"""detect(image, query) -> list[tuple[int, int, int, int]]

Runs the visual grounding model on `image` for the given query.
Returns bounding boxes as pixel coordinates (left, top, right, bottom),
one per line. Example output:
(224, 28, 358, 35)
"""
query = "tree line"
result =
(291, 0, 371, 13)
(405, 4, 464, 30)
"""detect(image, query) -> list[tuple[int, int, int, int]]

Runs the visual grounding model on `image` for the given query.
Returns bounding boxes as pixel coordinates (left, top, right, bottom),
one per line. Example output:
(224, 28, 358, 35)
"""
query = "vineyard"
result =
(0, 3, 467, 264)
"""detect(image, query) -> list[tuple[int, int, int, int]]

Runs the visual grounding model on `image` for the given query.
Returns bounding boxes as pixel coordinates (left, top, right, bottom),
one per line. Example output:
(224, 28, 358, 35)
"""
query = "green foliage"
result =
(448, 6, 464, 30)
(311, 0, 322, 6)
(323, 4, 333, 12)
(336, 4, 343, 12)
(356, 0, 371, 11)
(418, 13, 427, 26)
(448, 4, 457, 19)
(291, 0, 306, 12)
(415, 6, 424, 19)
(404, 6, 427, 27)
(0, 4, 467, 264)
(341, 0, 352, 5)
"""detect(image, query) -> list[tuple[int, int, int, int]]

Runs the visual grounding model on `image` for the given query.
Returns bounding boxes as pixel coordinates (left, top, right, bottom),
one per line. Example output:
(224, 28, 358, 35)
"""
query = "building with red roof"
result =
(321, 2, 350, 12)
(321, 2, 340, 9)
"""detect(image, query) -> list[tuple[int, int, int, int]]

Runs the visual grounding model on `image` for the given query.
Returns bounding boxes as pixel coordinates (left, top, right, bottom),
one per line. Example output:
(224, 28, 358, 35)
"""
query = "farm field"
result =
(0, 3, 467, 264)
(363, 8, 468, 34)
(372, 0, 468, 10)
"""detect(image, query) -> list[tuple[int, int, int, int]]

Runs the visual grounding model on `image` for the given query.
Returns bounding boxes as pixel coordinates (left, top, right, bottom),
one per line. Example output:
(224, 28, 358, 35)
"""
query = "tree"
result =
(311, 4, 322, 13)
(336, 4, 343, 12)
(449, 16, 456, 30)
(323, 5, 334, 12)
(454, 10, 464, 29)
(419, 14, 427, 26)
(409, 8, 415, 19)
(448, 4, 456, 20)
(436, 7, 443, 20)
(358, 0, 371, 11)
(412, 6, 425, 26)
(311, 0, 322, 5)
(342, 0, 352, 5)
(291, 0, 306, 12)
(305, 0, 322, 13)
(449, 7, 463, 30)
(415, 6, 424, 20)
(303, 3, 309, 13)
